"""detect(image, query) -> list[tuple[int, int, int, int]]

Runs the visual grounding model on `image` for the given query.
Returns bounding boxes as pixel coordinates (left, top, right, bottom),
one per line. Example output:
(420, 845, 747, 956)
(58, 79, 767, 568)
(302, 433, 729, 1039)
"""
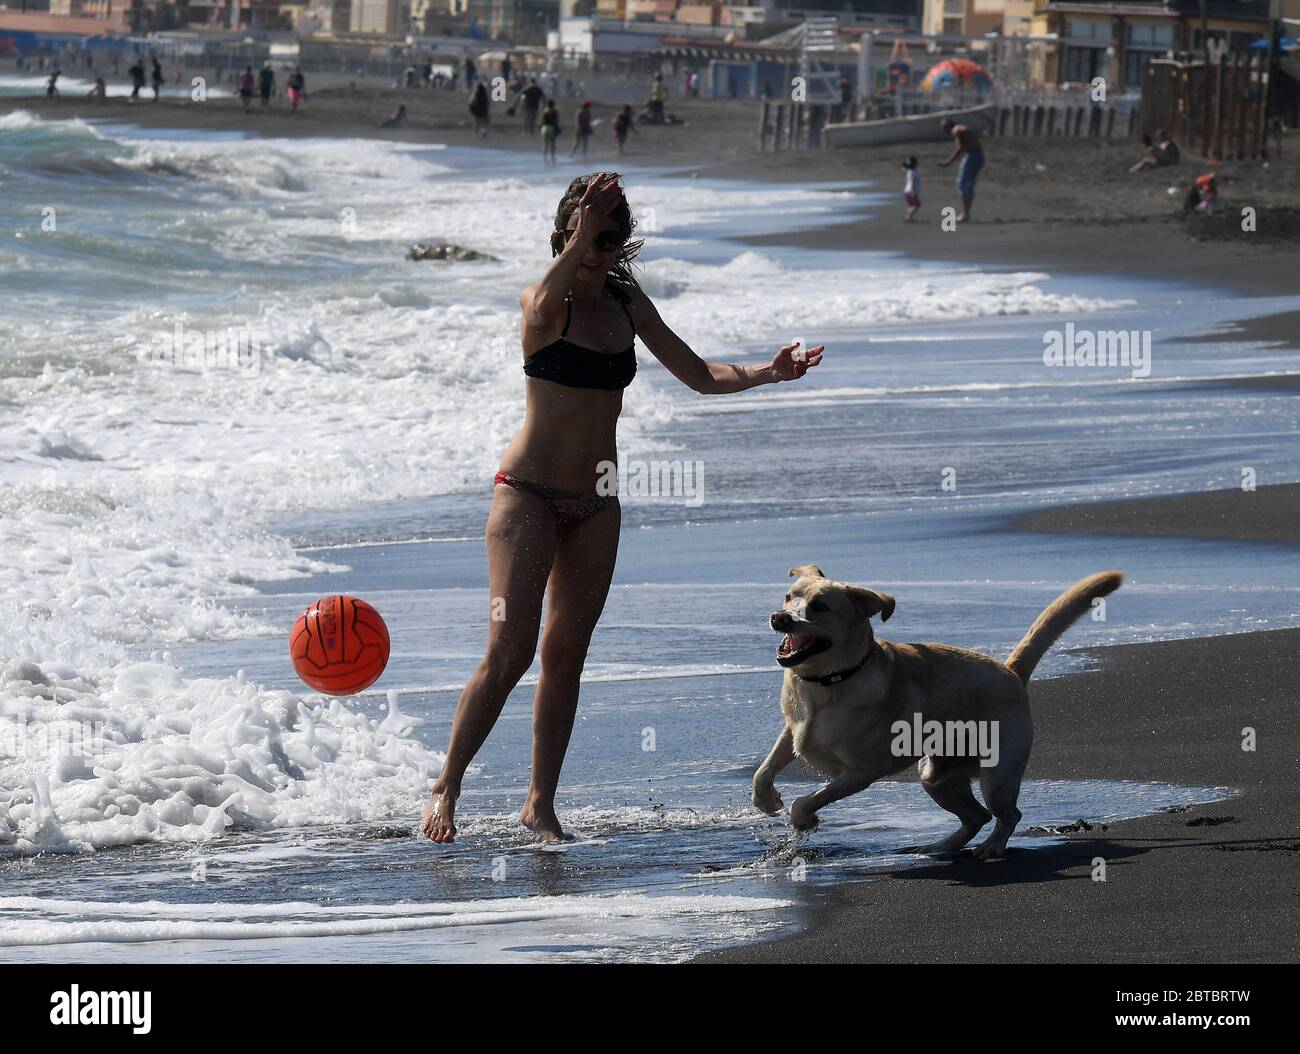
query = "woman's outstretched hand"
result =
(770, 341, 824, 382)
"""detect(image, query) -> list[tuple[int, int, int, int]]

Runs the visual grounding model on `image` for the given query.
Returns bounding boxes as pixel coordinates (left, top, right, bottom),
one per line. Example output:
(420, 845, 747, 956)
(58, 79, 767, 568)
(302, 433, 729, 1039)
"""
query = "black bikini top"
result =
(523, 294, 637, 391)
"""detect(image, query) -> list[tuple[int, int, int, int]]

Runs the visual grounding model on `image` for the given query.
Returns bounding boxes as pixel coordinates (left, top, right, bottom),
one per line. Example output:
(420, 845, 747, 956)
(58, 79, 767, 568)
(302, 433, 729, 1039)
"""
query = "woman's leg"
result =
(423, 486, 557, 842)
(519, 501, 621, 840)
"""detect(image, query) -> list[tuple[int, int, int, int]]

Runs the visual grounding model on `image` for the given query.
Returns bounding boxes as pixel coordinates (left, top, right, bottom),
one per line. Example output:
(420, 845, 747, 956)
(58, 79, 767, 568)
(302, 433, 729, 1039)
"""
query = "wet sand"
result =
(1018, 484, 1300, 544)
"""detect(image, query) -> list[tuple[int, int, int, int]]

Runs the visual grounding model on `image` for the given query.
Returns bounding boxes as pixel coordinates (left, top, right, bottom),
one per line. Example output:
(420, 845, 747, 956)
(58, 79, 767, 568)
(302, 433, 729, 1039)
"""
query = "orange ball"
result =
(289, 595, 390, 696)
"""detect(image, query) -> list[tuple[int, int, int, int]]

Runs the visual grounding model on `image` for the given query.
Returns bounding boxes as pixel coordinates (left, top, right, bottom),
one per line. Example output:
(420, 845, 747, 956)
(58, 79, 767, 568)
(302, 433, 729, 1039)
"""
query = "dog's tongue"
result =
(781, 634, 814, 655)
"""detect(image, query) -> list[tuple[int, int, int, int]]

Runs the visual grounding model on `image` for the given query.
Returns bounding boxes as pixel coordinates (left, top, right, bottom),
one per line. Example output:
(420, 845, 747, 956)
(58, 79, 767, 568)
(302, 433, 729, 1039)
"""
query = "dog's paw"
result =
(790, 798, 819, 831)
(972, 842, 1008, 862)
(752, 781, 784, 816)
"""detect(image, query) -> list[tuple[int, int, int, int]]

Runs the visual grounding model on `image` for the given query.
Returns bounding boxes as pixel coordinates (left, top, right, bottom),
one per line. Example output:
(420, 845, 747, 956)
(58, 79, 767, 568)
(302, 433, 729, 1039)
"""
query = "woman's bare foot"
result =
(519, 799, 570, 843)
(422, 785, 458, 843)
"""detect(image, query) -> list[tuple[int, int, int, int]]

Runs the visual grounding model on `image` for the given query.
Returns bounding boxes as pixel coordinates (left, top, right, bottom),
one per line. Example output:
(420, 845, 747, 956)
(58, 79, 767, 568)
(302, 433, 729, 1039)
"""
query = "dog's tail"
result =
(1005, 571, 1123, 685)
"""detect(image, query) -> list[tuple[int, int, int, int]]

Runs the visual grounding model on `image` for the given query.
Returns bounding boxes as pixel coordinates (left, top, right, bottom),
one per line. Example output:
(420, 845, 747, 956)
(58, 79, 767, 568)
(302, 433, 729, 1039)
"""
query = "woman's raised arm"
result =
(629, 287, 823, 395)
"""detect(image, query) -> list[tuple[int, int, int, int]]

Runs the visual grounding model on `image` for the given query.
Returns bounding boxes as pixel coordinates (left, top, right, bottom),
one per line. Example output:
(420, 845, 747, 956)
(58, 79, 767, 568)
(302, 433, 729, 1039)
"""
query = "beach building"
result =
(455, 0, 558, 42)
(0, 9, 133, 49)
(349, 0, 405, 33)
(581, 1, 921, 33)
(921, 0, 1005, 36)
(1031, 0, 1277, 90)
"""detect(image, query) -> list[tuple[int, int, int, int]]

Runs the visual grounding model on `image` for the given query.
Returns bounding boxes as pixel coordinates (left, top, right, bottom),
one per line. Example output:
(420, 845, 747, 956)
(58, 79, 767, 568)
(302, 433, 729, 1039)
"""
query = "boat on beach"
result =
(825, 104, 996, 149)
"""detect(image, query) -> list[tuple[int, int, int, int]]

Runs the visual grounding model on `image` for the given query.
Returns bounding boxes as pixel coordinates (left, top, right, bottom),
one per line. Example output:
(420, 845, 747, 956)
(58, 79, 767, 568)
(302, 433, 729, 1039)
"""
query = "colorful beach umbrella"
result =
(919, 59, 994, 93)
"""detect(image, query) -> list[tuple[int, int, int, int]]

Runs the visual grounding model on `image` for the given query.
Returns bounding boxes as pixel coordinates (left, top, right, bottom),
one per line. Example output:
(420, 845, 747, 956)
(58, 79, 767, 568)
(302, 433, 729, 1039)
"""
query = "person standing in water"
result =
(539, 98, 560, 166)
(421, 173, 824, 844)
(937, 118, 984, 223)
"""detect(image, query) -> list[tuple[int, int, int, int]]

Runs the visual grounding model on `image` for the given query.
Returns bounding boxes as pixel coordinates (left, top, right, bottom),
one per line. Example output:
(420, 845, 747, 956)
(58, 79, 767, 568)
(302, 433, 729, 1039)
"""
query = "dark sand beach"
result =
(10, 76, 1298, 966)
(1020, 483, 1300, 544)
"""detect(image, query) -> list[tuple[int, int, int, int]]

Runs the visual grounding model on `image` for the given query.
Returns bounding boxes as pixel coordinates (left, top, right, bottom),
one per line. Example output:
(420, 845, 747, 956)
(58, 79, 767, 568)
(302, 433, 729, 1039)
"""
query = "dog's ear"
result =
(788, 564, 826, 580)
(845, 585, 895, 623)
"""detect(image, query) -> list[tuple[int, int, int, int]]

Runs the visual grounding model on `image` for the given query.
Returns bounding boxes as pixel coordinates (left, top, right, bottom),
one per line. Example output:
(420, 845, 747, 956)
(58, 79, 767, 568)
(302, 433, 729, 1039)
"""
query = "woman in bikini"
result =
(422, 172, 824, 843)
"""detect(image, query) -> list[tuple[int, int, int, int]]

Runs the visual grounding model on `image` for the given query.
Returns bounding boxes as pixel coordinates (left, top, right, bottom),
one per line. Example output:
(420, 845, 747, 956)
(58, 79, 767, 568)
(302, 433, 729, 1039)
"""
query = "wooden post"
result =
(773, 104, 785, 152)
(1032, 105, 1044, 135)
(1259, 23, 1279, 158)
(1046, 107, 1057, 135)
(1105, 107, 1116, 137)
(1237, 51, 1248, 158)
(789, 103, 801, 149)
(757, 100, 771, 151)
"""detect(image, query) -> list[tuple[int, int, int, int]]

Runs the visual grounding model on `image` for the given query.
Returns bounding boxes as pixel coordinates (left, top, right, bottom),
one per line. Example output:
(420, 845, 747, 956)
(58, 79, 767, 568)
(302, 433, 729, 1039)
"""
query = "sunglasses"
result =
(559, 228, 625, 253)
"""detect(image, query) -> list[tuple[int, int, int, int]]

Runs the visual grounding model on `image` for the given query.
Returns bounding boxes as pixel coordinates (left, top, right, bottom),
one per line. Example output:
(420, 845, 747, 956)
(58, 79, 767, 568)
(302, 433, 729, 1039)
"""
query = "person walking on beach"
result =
(129, 59, 146, 102)
(513, 77, 544, 134)
(613, 104, 635, 154)
(902, 156, 921, 221)
(45, 67, 60, 98)
(420, 173, 824, 845)
(569, 100, 593, 158)
(258, 62, 275, 109)
(150, 56, 163, 100)
(469, 80, 490, 137)
(540, 98, 559, 165)
(238, 67, 255, 114)
(648, 72, 666, 123)
(287, 68, 305, 113)
(937, 117, 984, 223)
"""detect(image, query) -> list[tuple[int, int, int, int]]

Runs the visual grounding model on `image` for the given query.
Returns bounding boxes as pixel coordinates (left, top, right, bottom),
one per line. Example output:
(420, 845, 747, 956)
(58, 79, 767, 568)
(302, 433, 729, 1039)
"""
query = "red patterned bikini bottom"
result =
(493, 471, 618, 530)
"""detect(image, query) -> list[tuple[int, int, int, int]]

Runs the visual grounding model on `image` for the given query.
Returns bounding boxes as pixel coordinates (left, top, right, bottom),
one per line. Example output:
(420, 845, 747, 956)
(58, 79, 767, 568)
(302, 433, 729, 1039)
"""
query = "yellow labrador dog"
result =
(753, 566, 1122, 860)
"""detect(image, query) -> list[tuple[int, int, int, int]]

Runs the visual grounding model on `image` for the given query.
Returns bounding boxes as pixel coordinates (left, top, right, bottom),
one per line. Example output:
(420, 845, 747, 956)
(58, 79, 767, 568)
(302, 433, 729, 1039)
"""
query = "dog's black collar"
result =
(796, 643, 876, 686)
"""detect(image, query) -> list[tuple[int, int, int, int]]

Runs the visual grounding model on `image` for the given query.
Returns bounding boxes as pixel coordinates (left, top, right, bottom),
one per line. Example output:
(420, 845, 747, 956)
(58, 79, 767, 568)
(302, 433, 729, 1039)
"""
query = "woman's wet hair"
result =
(551, 173, 644, 300)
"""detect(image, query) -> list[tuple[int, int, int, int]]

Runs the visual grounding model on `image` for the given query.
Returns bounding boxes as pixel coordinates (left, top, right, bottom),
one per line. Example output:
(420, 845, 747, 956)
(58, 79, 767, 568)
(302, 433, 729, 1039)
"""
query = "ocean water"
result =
(0, 72, 230, 100)
(1, 112, 1296, 962)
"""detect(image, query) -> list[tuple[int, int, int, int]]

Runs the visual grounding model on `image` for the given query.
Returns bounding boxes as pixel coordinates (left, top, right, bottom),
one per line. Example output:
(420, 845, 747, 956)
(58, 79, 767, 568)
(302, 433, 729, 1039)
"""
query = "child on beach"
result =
(902, 156, 921, 221)
(1193, 173, 1217, 213)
